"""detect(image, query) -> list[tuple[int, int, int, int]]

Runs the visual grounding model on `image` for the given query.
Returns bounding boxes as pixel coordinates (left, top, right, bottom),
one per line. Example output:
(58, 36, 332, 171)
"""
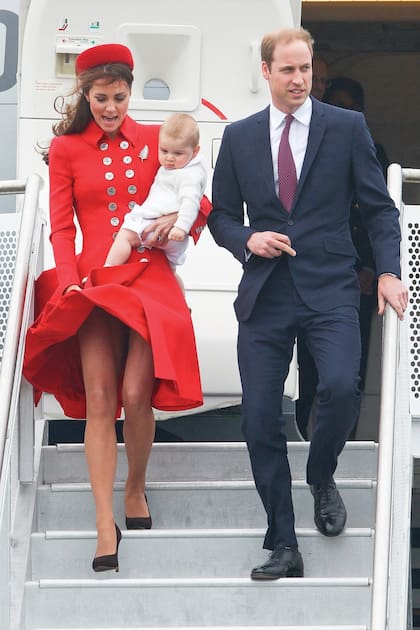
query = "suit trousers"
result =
(237, 257, 361, 550)
(295, 291, 376, 440)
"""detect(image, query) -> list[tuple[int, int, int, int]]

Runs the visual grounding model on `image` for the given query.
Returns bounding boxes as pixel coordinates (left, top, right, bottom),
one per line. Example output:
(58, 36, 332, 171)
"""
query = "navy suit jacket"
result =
(208, 98, 401, 322)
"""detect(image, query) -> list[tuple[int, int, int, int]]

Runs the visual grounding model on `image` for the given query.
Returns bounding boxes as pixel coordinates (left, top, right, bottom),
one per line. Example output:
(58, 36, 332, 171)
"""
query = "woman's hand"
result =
(141, 212, 178, 247)
(63, 284, 82, 295)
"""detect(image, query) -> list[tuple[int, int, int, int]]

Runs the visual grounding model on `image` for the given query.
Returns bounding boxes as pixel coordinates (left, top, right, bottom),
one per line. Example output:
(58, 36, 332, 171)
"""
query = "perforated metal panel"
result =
(402, 206, 420, 414)
(0, 215, 19, 362)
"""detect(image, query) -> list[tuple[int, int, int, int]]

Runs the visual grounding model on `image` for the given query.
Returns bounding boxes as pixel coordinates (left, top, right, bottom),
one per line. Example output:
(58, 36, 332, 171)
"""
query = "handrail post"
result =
(370, 163, 403, 630)
(0, 174, 42, 480)
(370, 305, 399, 629)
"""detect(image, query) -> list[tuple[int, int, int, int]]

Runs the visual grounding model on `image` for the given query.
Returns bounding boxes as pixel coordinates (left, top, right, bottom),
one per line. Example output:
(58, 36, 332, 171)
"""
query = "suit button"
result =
(287, 220, 294, 226)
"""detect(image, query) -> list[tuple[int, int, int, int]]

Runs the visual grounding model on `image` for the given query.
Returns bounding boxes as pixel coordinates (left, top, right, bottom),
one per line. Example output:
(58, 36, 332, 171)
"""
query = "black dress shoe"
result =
(310, 478, 347, 537)
(125, 495, 152, 530)
(125, 514, 152, 530)
(92, 523, 122, 573)
(250, 546, 304, 580)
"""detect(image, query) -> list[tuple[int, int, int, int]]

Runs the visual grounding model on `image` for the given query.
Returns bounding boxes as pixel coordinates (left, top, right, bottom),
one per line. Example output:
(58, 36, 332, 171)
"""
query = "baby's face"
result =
(158, 132, 198, 170)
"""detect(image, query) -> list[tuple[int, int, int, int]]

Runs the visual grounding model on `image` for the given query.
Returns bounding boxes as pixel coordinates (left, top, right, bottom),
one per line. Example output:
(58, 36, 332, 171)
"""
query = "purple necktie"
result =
(278, 114, 297, 212)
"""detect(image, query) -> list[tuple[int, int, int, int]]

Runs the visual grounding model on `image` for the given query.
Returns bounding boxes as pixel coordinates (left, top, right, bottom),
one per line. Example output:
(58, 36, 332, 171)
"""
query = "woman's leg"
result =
(78, 308, 126, 558)
(122, 329, 155, 518)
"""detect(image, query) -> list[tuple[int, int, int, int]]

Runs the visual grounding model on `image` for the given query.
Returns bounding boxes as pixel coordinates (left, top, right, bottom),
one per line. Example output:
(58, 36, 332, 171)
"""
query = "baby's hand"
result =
(168, 226, 187, 242)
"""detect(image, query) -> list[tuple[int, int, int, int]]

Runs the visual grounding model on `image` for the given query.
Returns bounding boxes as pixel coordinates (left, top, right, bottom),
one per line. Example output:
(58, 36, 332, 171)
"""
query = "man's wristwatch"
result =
(378, 272, 399, 279)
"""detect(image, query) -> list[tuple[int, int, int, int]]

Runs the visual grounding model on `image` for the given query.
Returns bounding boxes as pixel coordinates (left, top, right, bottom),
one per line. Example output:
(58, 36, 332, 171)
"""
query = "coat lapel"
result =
(255, 107, 274, 179)
(292, 99, 327, 211)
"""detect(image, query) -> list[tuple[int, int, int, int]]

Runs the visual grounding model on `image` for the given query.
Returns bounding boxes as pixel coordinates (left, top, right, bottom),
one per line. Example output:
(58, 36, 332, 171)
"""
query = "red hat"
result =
(76, 43, 134, 75)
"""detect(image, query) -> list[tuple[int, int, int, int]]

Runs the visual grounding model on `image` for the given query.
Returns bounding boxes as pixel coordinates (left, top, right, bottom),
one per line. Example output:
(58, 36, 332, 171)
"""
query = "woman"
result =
(23, 43, 206, 572)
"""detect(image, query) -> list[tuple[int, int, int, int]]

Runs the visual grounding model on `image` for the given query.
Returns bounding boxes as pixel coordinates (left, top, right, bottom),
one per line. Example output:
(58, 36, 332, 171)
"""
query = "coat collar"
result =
(255, 100, 327, 214)
(81, 115, 139, 148)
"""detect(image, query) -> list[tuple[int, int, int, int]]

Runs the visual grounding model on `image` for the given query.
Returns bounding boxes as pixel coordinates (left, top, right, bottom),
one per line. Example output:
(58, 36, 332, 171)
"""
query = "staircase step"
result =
(27, 439, 378, 628)
(33, 628, 368, 630)
(24, 578, 371, 628)
(40, 441, 378, 484)
(30, 527, 373, 579)
(35, 480, 376, 530)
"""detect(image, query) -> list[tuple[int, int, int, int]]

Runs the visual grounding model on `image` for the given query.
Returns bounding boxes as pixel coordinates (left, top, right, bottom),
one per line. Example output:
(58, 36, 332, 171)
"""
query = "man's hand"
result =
(377, 275, 408, 320)
(141, 212, 178, 247)
(246, 231, 296, 259)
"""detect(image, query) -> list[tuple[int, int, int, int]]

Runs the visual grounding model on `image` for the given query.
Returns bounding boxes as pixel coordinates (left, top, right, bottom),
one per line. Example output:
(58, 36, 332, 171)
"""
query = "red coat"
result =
(23, 116, 203, 418)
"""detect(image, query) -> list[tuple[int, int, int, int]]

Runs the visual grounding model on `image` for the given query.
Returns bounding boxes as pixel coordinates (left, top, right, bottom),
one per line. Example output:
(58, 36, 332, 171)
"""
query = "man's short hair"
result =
(261, 28, 314, 69)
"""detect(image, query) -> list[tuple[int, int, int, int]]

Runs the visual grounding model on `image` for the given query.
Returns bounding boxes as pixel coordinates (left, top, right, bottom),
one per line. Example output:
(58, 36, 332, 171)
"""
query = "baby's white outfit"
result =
(122, 152, 207, 266)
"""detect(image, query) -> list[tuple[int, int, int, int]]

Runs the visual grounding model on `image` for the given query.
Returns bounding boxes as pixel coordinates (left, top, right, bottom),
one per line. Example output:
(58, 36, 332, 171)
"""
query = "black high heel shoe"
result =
(125, 495, 152, 530)
(92, 523, 122, 572)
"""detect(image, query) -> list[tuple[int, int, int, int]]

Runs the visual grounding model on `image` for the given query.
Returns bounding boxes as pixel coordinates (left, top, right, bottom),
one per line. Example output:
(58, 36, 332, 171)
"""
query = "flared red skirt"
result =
(23, 250, 203, 419)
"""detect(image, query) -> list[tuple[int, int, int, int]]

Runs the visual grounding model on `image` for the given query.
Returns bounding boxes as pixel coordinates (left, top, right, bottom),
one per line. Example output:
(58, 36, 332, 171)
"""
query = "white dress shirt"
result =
(269, 97, 312, 192)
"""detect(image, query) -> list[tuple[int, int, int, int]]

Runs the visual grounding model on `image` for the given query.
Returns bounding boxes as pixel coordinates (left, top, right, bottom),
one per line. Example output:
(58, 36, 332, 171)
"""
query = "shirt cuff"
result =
(244, 248, 253, 262)
(378, 272, 399, 279)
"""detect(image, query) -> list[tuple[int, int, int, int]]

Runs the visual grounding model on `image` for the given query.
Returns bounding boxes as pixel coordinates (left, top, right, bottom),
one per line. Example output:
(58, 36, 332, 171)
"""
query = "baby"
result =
(105, 113, 207, 274)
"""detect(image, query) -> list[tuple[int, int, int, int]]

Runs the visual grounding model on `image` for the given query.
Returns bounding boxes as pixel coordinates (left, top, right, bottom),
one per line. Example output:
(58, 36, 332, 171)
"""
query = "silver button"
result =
(123, 156, 132, 164)
(100, 142, 109, 151)
(110, 217, 120, 227)
(108, 202, 117, 211)
(125, 169, 135, 179)
(107, 187, 116, 196)
(128, 185, 137, 194)
(128, 201, 136, 209)
(103, 156, 112, 166)
(105, 172, 114, 181)
(120, 140, 129, 150)
(136, 245, 146, 253)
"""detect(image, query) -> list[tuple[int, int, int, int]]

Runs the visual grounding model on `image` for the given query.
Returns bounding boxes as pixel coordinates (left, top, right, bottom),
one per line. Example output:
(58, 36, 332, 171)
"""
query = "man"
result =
(311, 55, 329, 101)
(296, 74, 391, 440)
(295, 54, 331, 439)
(324, 76, 390, 177)
(208, 27, 407, 580)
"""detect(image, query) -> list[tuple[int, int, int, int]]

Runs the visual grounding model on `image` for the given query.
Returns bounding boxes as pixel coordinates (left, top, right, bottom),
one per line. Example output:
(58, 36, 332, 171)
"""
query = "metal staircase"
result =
(2, 166, 420, 628)
(25, 440, 374, 629)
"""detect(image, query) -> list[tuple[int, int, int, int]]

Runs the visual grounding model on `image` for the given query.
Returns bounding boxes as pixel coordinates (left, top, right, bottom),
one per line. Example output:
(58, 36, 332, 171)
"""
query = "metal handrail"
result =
(0, 174, 42, 479)
(0, 179, 28, 195)
(370, 164, 420, 629)
(401, 168, 420, 184)
(370, 307, 399, 629)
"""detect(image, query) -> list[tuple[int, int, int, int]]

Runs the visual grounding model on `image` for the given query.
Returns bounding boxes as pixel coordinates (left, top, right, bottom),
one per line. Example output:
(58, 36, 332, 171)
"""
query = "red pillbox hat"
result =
(76, 43, 134, 74)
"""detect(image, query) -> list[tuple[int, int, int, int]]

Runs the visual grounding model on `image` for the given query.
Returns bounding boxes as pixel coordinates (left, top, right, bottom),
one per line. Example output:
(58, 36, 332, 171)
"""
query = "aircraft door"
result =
(0, 6, 18, 213)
